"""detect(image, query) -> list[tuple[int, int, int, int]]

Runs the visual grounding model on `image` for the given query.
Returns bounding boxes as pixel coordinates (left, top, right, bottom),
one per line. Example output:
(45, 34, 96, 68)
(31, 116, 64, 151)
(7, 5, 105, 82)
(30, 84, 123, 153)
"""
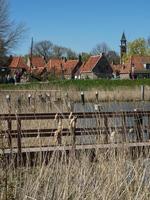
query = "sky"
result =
(10, 0, 150, 55)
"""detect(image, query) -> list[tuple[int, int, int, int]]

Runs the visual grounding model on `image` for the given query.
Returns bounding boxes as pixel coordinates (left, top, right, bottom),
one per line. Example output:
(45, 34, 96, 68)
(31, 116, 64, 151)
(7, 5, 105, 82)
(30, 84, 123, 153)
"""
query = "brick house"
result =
(27, 56, 46, 69)
(112, 55, 150, 79)
(9, 56, 29, 82)
(80, 54, 113, 79)
(129, 55, 150, 78)
(46, 59, 62, 78)
(26, 56, 47, 80)
(63, 57, 82, 79)
(112, 64, 130, 79)
(46, 56, 82, 79)
(9, 56, 29, 71)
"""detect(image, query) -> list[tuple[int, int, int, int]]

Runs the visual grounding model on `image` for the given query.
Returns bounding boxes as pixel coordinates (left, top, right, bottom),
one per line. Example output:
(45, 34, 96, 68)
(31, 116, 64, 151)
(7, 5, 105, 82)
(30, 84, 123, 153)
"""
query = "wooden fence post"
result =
(134, 110, 143, 142)
(122, 113, 127, 142)
(81, 92, 85, 105)
(7, 119, 12, 150)
(148, 115, 150, 140)
(28, 94, 32, 106)
(17, 96, 21, 113)
(95, 91, 98, 103)
(6, 94, 11, 114)
(104, 116, 109, 143)
(141, 85, 145, 101)
(46, 92, 51, 112)
(17, 117, 22, 164)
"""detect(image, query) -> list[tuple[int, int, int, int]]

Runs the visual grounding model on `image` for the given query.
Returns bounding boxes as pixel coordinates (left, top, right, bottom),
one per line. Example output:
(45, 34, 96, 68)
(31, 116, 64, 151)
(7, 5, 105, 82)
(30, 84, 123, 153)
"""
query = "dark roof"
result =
(121, 32, 126, 41)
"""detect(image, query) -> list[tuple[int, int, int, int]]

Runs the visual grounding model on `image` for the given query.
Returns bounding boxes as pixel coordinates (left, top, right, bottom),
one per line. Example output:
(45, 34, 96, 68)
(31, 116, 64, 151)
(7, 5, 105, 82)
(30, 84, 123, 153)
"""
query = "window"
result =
(144, 63, 150, 70)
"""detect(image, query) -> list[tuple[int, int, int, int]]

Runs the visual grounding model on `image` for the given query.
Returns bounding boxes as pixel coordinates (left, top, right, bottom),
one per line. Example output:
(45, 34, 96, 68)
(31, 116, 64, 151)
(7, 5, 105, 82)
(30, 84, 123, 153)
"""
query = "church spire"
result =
(121, 32, 126, 42)
(120, 32, 127, 64)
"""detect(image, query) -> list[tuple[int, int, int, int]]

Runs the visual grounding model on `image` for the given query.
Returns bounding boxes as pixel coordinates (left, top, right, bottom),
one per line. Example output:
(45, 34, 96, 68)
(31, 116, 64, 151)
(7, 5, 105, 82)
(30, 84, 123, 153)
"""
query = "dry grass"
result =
(0, 149, 150, 200)
(0, 89, 150, 199)
(0, 88, 150, 115)
(0, 86, 150, 106)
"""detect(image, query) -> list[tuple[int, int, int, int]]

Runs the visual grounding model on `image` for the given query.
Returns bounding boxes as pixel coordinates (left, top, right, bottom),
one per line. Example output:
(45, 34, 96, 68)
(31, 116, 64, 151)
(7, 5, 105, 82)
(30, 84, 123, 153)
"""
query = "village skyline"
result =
(10, 0, 150, 55)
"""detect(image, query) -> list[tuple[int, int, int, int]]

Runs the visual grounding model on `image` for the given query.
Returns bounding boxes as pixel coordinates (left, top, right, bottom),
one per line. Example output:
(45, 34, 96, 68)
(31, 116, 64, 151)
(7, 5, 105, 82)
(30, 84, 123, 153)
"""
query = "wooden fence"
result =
(0, 110, 150, 157)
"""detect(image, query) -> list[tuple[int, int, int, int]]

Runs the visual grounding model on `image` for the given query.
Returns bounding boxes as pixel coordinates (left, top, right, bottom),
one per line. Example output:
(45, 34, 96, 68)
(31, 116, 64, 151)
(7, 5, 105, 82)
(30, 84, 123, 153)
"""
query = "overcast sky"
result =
(10, 0, 150, 55)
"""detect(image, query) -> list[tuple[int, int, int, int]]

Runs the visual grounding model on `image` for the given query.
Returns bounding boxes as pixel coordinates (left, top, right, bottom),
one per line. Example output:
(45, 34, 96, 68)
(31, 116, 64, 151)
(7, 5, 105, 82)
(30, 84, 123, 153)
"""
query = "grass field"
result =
(0, 79, 150, 91)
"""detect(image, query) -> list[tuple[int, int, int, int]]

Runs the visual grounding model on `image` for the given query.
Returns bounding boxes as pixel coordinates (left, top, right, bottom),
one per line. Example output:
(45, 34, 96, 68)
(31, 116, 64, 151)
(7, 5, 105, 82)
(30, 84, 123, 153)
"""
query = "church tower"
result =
(120, 32, 127, 64)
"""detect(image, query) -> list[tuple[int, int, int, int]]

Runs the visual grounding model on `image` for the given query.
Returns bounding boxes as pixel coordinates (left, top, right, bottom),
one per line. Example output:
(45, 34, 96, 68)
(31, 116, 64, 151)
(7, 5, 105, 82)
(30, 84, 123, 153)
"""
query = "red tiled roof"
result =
(118, 55, 150, 74)
(9, 57, 28, 70)
(63, 60, 78, 75)
(111, 63, 131, 74)
(80, 55, 102, 72)
(131, 55, 150, 71)
(30, 56, 46, 68)
(46, 59, 62, 75)
(46, 59, 79, 76)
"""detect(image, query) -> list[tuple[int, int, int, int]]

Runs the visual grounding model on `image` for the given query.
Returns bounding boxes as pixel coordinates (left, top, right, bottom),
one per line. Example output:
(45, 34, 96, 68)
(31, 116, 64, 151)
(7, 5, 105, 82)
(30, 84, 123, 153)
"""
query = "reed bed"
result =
(0, 89, 150, 199)
(0, 149, 150, 200)
(0, 88, 150, 115)
(1, 85, 150, 105)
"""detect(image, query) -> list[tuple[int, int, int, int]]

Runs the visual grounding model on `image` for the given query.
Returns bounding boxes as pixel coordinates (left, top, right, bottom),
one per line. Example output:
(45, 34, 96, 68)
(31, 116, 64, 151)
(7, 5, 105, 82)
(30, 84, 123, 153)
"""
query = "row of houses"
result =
(1, 32, 150, 82)
(8, 53, 150, 82)
(2, 31, 150, 83)
(8, 53, 113, 82)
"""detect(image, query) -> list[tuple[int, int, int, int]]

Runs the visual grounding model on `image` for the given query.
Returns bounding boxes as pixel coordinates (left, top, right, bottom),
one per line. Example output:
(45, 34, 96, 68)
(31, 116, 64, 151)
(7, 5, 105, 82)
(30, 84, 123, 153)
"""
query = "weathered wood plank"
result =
(1, 142, 150, 154)
(0, 111, 150, 120)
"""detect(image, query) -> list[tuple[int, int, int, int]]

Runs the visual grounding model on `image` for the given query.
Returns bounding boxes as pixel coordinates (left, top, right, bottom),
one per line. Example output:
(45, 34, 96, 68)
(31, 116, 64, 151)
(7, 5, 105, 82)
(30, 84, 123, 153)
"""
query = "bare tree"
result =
(52, 45, 66, 58)
(148, 36, 150, 47)
(33, 40, 53, 62)
(91, 42, 110, 55)
(65, 48, 77, 59)
(81, 52, 91, 62)
(0, 0, 26, 64)
(107, 51, 120, 64)
(91, 42, 120, 64)
(32, 39, 78, 61)
(53, 46, 77, 59)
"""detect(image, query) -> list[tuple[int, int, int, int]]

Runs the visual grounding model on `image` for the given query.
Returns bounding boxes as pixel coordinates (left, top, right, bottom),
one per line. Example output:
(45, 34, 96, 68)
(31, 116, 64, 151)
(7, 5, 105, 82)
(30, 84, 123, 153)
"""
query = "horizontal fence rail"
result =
(0, 111, 150, 158)
(0, 111, 150, 120)
(0, 127, 149, 138)
(1, 142, 150, 155)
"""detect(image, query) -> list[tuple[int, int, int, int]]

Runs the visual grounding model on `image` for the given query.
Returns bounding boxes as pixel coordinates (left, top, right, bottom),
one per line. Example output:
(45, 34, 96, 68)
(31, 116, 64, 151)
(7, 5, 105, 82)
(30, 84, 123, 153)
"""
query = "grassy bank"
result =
(0, 79, 150, 91)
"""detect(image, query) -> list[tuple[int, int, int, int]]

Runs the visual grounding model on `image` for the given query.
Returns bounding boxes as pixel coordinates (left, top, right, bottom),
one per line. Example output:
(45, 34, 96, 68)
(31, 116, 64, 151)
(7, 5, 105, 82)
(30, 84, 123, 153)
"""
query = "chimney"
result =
(79, 54, 82, 63)
(62, 57, 67, 62)
(64, 57, 67, 62)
